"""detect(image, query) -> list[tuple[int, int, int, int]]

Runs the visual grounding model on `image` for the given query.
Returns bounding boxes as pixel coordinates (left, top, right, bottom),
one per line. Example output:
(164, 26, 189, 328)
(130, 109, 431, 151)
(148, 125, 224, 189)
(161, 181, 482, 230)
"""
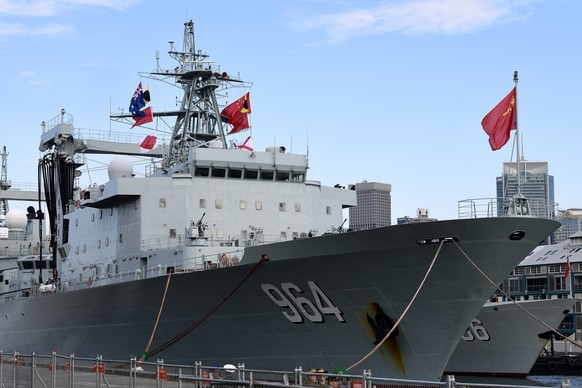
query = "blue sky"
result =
(1, 0, 580, 223)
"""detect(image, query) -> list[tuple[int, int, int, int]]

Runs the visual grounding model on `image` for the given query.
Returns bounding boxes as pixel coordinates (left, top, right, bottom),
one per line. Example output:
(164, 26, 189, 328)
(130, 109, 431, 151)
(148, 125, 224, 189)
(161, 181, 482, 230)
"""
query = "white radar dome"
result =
(5, 209, 28, 230)
(108, 158, 134, 180)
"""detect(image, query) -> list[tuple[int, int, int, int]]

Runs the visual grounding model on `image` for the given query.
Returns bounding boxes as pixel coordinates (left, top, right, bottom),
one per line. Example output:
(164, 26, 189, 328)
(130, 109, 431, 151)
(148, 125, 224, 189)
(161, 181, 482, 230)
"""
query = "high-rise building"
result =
(554, 209, 582, 243)
(496, 160, 555, 220)
(348, 181, 391, 231)
(397, 208, 438, 224)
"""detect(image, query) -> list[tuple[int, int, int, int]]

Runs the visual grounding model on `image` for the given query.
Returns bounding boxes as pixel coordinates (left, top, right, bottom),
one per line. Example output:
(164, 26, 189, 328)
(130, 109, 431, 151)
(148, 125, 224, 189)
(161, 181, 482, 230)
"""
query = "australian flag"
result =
(129, 82, 153, 128)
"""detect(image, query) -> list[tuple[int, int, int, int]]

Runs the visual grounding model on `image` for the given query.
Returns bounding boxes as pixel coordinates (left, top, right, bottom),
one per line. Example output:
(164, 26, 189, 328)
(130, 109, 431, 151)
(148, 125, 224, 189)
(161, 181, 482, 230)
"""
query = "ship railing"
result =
(41, 111, 73, 134)
(140, 233, 288, 252)
(458, 197, 559, 219)
(0, 350, 561, 388)
(0, 181, 40, 193)
(75, 127, 163, 146)
(59, 249, 246, 293)
(0, 240, 50, 257)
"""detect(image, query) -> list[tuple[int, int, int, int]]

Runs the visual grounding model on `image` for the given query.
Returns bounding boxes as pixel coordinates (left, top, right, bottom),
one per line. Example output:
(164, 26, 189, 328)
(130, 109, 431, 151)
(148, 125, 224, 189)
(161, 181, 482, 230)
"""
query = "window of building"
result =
(200, 198, 206, 208)
(255, 201, 262, 210)
(279, 202, 286, 212)
(326, 206, 332, 215)
(240, 200, 247, 210)
(549, 264, 561, 273)
(556, 276, 567, 291)
(215, 199, 222, 209)
(159, 198, 166, 208)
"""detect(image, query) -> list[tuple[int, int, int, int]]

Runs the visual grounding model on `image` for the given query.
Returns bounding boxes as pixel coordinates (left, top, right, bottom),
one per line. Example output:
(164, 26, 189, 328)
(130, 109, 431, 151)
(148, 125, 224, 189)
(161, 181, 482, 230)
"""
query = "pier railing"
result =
(0, 351, 572, 388)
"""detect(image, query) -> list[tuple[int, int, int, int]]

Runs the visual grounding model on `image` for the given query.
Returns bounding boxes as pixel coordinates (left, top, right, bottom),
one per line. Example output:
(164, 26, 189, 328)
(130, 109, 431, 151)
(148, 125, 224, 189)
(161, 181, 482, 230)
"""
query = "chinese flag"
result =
(481, 87, 517, 151)
(221, 92, 251, 135)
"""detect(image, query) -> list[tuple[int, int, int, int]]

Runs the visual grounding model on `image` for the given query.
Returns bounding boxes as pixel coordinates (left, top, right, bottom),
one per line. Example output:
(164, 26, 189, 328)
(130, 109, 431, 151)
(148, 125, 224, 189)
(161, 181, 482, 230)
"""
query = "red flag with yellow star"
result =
(221, 92, 251, 135)
(481, 87, 517, 151)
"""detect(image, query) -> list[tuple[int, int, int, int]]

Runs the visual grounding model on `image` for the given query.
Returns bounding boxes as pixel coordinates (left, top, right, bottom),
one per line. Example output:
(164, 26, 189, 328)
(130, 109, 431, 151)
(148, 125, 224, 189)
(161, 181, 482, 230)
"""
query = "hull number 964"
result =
(261, 281, 345, 324)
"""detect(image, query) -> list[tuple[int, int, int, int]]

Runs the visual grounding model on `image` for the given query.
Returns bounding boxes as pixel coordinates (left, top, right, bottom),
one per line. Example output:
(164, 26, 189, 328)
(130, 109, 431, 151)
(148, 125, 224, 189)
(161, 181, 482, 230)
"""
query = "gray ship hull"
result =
(0, 217, 559, 381)
(445, 297, 573, 377)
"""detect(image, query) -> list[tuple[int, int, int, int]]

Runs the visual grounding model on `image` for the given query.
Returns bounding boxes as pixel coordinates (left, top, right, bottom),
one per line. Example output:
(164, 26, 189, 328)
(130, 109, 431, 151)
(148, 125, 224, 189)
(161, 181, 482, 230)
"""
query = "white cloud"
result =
(0, 22, 73, 40)
(0, 0, 134, 17)
(291, 0, 537, 43)
(16, 69, 52, 86)
(0, 0, 134, 40)
(18, 69, 34, 78)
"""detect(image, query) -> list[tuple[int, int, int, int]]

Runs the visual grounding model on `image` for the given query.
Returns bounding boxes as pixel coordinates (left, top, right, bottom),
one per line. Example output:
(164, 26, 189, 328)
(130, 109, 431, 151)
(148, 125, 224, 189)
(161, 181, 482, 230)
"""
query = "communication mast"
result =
(0, 145, 11, 217)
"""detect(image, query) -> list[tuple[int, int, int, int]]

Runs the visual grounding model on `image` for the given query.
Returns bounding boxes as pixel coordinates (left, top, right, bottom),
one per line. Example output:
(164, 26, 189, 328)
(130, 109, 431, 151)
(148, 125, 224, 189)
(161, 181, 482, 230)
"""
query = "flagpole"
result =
(513, 70, 521, 196)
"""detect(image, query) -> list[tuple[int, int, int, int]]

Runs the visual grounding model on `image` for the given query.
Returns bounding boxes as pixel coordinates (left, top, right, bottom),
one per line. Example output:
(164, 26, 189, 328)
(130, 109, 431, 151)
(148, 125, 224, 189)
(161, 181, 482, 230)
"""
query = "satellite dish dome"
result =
(5, 209, 27, 230)
(223, 364, 236, 373)
(108, 158, 133, 180)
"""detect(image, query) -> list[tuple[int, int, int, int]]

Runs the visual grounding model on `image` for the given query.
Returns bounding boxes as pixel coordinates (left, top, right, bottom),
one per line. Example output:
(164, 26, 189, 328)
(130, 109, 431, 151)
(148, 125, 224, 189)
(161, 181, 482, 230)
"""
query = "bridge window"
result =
(211, 168, 226, 178)
(229, 169, 242, 178)
(276, 171, 289, 181)
(291, 172, 305, 182)
(244, 170, 258, 179)
(260, 170, 274, 180)
(195, 167, 210, 177)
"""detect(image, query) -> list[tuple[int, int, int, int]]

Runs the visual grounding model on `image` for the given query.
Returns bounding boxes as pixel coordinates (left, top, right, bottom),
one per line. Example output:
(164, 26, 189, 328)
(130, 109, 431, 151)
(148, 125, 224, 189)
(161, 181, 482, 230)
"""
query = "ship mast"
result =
(514, 71, 522, 197)
(0, 146, 10, 218)
(154, 20, 243, 171)
(509, 70, 530, 217)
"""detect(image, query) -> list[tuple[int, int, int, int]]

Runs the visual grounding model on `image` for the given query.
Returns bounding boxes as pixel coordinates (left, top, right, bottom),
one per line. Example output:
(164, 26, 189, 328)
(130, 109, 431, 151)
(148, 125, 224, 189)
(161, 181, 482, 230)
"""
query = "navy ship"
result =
(445, 297, 573, 377)
(0, 21, 560, 382)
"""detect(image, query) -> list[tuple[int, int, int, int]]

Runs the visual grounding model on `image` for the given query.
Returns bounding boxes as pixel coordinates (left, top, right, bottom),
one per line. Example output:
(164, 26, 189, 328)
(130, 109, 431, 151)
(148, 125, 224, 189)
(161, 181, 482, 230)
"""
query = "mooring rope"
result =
(141, 254, 270, 361)
(143, 270, 173, 356)
(346, 239, 447, 371)
(453, 240, 582, 350)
